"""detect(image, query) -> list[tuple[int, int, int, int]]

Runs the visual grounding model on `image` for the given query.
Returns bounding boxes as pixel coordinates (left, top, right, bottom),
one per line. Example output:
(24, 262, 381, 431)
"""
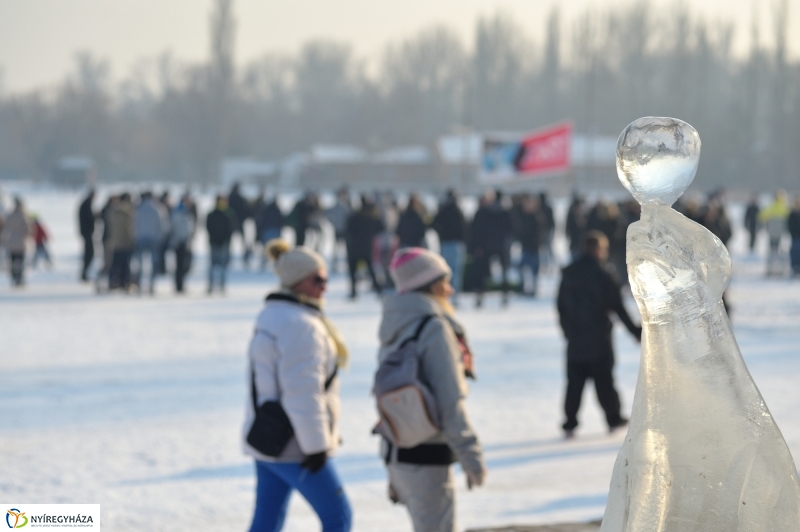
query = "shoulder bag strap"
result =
(250, 363, 259, 411)
(324, 365, 338, 391)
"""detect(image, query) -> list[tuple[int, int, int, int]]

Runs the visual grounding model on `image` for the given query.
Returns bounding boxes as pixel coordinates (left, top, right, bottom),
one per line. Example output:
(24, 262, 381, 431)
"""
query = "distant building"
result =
(53, 156, 96, 187)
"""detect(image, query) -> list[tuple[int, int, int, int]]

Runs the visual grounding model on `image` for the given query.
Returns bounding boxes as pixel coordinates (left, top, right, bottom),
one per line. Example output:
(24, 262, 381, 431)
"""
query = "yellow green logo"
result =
(6, 509, 27, 528)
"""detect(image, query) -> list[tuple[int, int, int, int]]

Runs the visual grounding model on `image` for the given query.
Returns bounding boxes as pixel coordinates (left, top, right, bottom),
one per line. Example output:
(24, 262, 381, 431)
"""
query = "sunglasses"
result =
(312, 275, 328, 286)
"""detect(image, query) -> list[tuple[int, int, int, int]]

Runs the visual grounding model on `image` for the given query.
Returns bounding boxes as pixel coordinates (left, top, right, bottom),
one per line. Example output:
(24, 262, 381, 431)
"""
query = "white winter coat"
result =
(242, 295, 341, 462)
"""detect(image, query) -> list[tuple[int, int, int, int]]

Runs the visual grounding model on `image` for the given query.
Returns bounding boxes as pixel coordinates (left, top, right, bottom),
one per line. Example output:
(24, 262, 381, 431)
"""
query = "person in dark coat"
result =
(788, 195, 800, 276)
(395, 193, 428, 248)
(431, 190, 467, 299)
(254, 195, 285, 270)
(744, 195, 760, 253)
(99, 196, 116, 276)
(587, 200, 625, 283)
(699, 197, 732, 248)
(468, 190, 513, 307)
(515, 195, 542, 296)
(538, 192, 556, 272)
(228, 183, 253, 268)
(344, 197, 384, 299)
(287, 193, 316, 247)
(156, 191, 173, 275)
(78, 190, 96, 281)
(557, 231, 642, 438)
(206, 195, 237, 294)
(565, 195, 587, 260)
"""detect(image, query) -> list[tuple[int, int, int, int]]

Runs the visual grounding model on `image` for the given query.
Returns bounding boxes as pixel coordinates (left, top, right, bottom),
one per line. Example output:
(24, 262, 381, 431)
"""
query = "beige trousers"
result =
(387, 462, 455, 532)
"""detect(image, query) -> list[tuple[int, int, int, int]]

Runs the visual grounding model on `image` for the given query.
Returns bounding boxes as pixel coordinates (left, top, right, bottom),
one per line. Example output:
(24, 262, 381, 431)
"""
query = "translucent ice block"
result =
(601, 117, 800, 531)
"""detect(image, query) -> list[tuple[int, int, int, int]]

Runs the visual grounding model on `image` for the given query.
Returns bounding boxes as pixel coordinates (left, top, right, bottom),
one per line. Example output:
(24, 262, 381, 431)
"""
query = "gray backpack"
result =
(373, 315, 441, 448)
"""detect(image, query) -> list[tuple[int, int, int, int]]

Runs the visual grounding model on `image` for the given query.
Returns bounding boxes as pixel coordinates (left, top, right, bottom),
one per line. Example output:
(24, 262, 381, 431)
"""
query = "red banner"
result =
(516, 122, 572, 176)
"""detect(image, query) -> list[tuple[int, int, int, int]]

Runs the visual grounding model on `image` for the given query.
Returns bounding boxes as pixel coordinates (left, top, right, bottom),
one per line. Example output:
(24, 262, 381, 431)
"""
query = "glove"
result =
(301, 452, 327, 473)
(466, 467, 486, 490)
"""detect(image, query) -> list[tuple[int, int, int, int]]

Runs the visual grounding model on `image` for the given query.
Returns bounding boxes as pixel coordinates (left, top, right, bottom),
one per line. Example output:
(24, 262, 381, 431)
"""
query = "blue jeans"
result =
(208, 246, 230, 292)
(249, 460, 352, 532)
(134, 238, 160, 291)
(439, 241, 465, 293)
(519, 250, 540, 295)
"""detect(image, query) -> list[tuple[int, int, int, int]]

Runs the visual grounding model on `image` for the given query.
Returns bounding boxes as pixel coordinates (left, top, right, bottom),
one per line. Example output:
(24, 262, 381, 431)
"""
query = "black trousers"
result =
(347, 254, 380, 297)
(109, 249, 132, 290)
(174, 242, 190, 292)
(471, 250, 509, 295)
(82, 237, 94, 280)
(9, 251, 25, 285)
(563, 357, 622, 431)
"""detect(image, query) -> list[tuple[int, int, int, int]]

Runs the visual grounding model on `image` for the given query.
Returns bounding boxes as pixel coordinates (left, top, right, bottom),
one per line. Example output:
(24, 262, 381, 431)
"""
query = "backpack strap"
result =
(398, 314, 436, 349)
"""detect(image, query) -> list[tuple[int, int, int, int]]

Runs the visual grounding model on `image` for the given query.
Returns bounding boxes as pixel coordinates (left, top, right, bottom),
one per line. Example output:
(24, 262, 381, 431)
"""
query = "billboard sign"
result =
(480, 121, 572, 182)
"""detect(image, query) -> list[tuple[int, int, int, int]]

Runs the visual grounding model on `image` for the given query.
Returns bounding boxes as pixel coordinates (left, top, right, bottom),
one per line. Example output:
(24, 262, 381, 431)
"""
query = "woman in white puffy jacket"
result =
(243, 240, 351, 532)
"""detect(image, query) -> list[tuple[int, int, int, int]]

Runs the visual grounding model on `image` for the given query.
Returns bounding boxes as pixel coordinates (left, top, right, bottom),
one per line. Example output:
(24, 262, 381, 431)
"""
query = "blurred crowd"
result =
(2, 185, 800, 292)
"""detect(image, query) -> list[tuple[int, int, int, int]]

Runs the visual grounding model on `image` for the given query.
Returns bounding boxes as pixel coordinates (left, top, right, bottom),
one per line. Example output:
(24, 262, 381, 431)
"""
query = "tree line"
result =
(0, 0, 797, 190)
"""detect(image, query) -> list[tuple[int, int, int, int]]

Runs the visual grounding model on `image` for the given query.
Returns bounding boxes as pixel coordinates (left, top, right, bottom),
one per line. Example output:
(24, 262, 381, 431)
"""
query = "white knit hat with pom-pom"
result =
(390, 247, 451, 294)
(266, 239, 327, 288)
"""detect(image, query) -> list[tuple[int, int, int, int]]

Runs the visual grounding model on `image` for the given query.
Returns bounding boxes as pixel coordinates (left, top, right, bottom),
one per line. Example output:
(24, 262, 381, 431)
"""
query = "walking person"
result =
(744, 194, 760, 254)
(395, 193, 428, 248)
(431, 190, 466, 304)
(760, 190, 790, 277)
(30, 214, 53, 269)
(243, 239, 352, 532)
(325, 187, 352, 274)
(206, 195, 236, 294)
(228, 183, 253, 268)
(515, 195, 542, 297)
(379, 247, 486, 532)
(170, 195, 196, 293)
(78, 190, 96, 281)
(1, 197, 30, 287)
(788, 195, 800, 277)
(254, 194, 284, 271)
(565, 195, 587, 261)
(107, 193, 135, 291)
(469, 190, 512, 308)
(345, 196, 384, 299)
(133, 191, 168, 295)
(538, 192, 556, 273)
(287, 193, 316, 248)
(557, 231, 642, 438)
(99, 196, 117, 280)
(156, 191, 173, 276)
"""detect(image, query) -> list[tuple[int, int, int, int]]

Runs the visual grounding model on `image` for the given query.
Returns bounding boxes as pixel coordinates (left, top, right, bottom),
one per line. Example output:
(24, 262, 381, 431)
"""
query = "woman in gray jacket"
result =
(379, 247, 486, 532)
(243, 239, 351, 532)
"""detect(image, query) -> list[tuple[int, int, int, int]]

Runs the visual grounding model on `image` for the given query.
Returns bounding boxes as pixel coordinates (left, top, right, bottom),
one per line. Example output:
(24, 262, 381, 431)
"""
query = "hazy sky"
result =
(0, 0, 796, 94)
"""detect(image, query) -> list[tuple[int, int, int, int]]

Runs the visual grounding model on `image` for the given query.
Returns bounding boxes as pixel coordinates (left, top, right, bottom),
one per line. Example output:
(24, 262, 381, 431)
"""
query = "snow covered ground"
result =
(1, 187, 799, 531)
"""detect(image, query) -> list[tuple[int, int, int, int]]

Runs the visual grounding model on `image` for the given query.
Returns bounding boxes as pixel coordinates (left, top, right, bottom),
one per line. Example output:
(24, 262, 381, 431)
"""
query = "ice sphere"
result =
(616, 117, 700, 206)
(601, 117, 800, 531)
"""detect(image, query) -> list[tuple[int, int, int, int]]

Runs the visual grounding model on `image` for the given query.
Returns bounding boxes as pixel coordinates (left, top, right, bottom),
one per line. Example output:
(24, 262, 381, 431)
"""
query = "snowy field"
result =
(1, 186, 799, 531)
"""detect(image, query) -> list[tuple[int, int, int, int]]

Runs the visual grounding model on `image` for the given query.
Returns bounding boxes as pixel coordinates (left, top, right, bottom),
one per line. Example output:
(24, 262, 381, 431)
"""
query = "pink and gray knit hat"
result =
(390, 247, 452, 294)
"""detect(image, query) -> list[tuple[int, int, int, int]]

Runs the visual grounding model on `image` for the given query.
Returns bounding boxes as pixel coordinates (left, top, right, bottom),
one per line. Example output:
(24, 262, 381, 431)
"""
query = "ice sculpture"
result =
(601, 117, 800, 531)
